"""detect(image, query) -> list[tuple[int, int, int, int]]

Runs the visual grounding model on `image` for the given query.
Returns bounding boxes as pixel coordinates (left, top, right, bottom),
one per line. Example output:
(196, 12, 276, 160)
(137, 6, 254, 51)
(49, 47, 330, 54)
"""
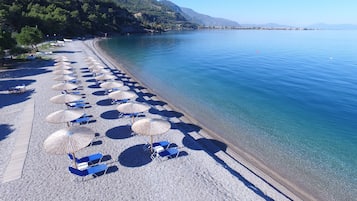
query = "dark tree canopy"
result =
(16, 26, 43, 50)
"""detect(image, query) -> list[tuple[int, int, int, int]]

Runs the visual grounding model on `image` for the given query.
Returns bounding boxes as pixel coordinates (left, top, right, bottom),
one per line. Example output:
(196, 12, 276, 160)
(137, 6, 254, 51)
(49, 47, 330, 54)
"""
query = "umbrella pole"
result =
(72, 152, 78, 169)
(150, 136, 153, 153)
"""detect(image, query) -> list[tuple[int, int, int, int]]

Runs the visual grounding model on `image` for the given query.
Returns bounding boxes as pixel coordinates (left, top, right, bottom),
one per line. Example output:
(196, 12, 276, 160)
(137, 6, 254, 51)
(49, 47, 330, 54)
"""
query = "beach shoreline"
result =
(91, 38, 315, 201)
(0, 38, 313, 201)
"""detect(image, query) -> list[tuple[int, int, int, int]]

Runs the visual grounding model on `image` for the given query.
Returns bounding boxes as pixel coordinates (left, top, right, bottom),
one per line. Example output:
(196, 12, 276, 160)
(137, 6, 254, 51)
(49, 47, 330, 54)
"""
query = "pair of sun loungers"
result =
(8, 85, 26, 94)
(68, 153, 107, 180)
(148, 141, 180, 161)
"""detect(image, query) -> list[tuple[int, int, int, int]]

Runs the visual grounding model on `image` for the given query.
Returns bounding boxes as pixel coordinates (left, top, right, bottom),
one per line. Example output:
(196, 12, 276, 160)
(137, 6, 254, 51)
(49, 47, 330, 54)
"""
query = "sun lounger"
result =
(8, 85, 26, 94)
(68, 153, 103, 164)
(151, 147, 179, 160)
(111, 99, 129, 105)
(67, 101, 87, 109)
(68, 164, 107, 180)
(143, 140, 170, 152)
(70, 114, 91, 125)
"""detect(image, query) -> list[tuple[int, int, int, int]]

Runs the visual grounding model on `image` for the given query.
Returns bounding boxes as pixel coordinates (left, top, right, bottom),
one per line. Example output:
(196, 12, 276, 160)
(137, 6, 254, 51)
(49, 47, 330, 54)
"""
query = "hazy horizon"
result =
(170, 0, 357, 27)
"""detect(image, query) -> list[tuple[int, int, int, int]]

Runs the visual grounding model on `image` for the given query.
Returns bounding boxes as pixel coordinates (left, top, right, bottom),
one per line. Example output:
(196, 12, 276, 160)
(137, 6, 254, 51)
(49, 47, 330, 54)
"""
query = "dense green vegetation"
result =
(0, 0, 140, 37)
(114, 0, 197, 31)
(0, 0, 198, 60)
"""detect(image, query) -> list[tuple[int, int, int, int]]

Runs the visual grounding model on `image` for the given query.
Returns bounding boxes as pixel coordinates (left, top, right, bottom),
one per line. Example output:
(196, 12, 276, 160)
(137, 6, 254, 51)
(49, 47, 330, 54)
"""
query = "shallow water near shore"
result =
(99, 30, 357, 200)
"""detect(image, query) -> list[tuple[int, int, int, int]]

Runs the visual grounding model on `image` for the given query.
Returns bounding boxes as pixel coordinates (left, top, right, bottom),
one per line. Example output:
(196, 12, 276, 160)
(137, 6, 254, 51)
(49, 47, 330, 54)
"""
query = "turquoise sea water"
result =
(99, 30, 357, 200)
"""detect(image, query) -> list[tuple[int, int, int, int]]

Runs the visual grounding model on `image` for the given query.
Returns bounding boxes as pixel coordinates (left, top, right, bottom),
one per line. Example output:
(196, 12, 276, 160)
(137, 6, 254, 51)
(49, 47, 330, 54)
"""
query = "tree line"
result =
(0, 0, 141, 57)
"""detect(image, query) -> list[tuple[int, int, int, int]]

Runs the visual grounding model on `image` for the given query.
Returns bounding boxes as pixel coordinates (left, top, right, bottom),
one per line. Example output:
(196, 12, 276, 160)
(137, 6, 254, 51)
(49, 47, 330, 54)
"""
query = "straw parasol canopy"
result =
(108, 90, 137, 101)
(55, 61, 71, 66)
(95, 73, 115, 81)
(117, 102, 150, 115)
(116, 102, 151, 123)
(52, 82, 78, 91)
(50, 94, 82, 104)
(45, 109, 84, 126)
(54, 65, 72, 70)
(100, 81, 124, 89)
(43, 126, 95, 167)
(88, 63, 102, 69)
(92, 68, 110, 74)
(53, 75, 76, 81)
(52, 69, 73, 75)
(131, 118, 171, 152)
(55, 56, 68, 62)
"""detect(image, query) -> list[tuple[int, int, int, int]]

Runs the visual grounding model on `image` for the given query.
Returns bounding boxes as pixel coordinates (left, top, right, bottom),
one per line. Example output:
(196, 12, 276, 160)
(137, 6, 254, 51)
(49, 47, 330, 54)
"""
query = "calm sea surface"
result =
(99, 30, 357, 200)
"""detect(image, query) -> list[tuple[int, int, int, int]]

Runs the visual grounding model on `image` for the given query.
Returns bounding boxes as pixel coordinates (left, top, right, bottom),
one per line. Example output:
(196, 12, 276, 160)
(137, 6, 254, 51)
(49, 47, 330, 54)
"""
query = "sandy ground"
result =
(0, 39, 300, 201)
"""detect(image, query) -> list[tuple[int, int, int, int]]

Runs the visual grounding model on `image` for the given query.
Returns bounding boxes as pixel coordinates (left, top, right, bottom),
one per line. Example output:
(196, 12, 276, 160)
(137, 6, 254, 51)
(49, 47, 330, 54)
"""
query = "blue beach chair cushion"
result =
(158, 147, 179, 159)
(68, 153, 103, 164)
(68, 164, 107, 177)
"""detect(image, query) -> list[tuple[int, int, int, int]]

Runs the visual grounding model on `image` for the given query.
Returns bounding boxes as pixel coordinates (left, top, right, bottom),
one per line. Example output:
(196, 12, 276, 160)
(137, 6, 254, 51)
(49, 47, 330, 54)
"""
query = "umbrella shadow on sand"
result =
(149, 108, 184, 119)
(100, 110, 119, 120)
(106, 125, 133, 140)
(96, 98, 113, 106)
(178, 124, 276, 201)
(92, 90, 107, 96)
(88, 84, 101, 89)
(118, 144, 152, 167)
(0, 88, 35, 109)
(0, 124, 14, 141)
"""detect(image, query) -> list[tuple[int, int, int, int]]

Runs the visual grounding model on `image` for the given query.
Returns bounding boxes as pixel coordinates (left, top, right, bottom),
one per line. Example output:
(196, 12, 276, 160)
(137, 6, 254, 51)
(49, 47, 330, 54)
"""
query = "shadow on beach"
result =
(0, 124, 14, 141)
(52, 50, 82, 54)
(149, 108, 184, 119)
(118, 144, 152, 167)
(0, 87, 35, 108)
(174, 121, 276, 201)
(100, 110, 119, 120)
(106, 125, 132, 140)
(92, 90, 107, 96)
(96, 98, 112, 106)
(0, 60, 52, 79)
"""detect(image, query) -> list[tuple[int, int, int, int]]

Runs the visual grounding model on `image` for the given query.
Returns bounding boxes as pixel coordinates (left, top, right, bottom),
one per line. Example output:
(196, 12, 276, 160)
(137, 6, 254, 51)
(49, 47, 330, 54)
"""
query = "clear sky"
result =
(169, 0, 357, 26)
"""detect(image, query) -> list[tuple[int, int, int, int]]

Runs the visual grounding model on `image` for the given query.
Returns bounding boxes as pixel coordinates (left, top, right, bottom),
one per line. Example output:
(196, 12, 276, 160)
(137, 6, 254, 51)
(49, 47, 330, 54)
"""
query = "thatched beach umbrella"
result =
(116, 102, 151, 123)
(54, 65, 72, 70)
(50, 94, 82, 104)
(55, 61, 71, 66)
(92, 68, 110, 74)
(99, 81, 124, 89)
(52, 69, 73, 75)
(131, 118, 171, 152)
(95, 73, 115, 81)
(108, 90, 137, 102)
(53, 75, 76, 81)
(55, 56, 68, 62)
(43, 126, 95, 168)
(52, 82, 79, 91)
(45, 109, 84, 127)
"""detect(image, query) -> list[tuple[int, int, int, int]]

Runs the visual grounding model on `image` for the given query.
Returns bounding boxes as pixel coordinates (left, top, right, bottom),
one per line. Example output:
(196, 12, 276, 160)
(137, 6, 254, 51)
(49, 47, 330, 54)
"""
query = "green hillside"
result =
(114, 0, 198, 31)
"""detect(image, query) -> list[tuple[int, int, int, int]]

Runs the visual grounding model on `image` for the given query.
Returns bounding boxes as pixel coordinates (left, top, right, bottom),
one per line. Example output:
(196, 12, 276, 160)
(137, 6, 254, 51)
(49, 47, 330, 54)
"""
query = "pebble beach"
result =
(0, 39, 303, 201)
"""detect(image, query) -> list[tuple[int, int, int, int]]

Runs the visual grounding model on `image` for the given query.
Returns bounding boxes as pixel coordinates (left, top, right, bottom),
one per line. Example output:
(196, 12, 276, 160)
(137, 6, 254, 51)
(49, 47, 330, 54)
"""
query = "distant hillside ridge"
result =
(114, 0, 198, 31)
(158, 0, 240, 27)
(180, 7, 240, 27)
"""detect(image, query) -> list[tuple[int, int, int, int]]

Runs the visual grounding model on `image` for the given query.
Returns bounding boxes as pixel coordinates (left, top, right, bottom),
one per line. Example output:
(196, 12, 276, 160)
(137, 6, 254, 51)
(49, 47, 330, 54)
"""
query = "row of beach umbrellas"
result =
(44, 55, 172, 171)
(44, 56, 94, 168)
(86, 56, 172, 153)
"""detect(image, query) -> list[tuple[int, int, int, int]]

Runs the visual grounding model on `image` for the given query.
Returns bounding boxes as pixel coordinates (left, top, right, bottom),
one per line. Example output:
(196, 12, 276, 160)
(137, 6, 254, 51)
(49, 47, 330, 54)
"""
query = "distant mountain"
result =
(307, 23, 357, 30)
(159, 0, 240, 27)
(180, 7, 240, 27)
(114, 0, 198, 31)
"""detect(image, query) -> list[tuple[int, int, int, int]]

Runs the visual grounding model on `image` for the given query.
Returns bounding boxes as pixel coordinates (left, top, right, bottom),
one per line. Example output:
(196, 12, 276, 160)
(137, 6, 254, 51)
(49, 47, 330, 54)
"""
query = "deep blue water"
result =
(99, 30, 357, 200)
